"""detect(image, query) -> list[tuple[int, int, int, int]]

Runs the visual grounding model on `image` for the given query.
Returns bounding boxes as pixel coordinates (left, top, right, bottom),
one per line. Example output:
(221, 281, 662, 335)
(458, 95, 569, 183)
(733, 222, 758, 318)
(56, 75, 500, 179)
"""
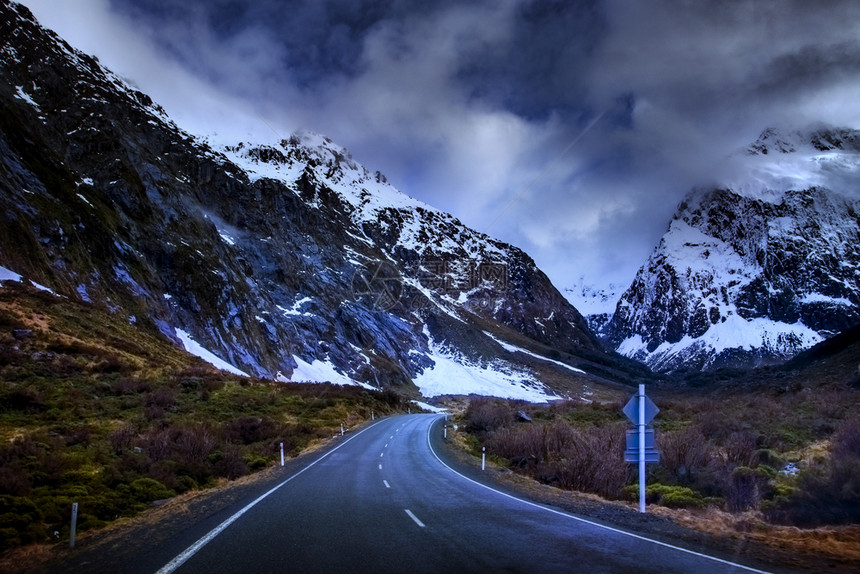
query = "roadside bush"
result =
(766, 418, 860, 526)
(632, 483, 711, 508)
(487, 421, 628, 499)
(127, 477, 174, 504)
(656, 426, 711, 485)
(0, 495, 44, 551)
(213, 446, 249, 479)
(225, 417, 277, 445)
(464, 397, 513, 433)
(725, 465, 776, 512)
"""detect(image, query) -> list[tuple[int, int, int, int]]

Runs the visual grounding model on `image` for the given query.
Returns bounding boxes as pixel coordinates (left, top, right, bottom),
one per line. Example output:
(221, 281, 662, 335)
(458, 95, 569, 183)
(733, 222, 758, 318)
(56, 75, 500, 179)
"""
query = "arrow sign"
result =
(622, 393, 659, 426)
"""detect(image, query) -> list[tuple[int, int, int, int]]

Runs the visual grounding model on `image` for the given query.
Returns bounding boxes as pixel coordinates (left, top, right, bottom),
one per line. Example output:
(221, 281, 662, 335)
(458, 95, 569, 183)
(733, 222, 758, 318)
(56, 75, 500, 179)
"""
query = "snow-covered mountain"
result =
(562, 279, 624, 338)
(0, 1, 646, 400)
(606, 127, 860, 372)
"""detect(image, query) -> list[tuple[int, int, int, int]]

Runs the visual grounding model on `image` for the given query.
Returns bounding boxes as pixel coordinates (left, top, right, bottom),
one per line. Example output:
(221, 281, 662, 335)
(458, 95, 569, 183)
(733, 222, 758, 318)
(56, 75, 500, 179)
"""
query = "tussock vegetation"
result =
(0, 284, 406, 552)
(459, 379, 860, 529)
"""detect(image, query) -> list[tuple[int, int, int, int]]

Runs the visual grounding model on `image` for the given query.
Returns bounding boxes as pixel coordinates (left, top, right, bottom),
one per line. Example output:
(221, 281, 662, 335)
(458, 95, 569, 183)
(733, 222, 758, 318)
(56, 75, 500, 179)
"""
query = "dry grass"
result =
(649, 505, 860, 566)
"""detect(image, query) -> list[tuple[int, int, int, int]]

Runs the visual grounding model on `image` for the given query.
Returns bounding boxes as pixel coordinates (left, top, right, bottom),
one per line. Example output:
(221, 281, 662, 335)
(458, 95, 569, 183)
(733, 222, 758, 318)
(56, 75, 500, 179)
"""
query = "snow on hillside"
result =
(175, 328, 250, 377)
(413, 336, 557, 402)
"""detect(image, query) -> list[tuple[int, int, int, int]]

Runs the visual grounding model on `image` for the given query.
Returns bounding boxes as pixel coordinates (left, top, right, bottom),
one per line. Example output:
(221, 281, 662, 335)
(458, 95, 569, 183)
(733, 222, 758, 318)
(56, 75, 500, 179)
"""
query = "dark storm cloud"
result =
(20, 0, 860, 293)
(754, 41, 860, 98)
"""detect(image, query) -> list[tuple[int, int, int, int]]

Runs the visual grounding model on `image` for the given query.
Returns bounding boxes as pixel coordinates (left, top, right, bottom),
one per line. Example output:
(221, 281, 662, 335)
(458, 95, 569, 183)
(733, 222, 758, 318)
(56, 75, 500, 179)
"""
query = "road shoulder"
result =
(428, 416, 857, 574)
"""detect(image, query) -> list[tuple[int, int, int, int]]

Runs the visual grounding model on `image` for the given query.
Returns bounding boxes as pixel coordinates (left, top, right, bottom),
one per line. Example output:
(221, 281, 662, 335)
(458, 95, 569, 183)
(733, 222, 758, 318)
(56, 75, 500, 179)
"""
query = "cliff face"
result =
(0, 1, 614, 399)
(607, 183, 860, 372)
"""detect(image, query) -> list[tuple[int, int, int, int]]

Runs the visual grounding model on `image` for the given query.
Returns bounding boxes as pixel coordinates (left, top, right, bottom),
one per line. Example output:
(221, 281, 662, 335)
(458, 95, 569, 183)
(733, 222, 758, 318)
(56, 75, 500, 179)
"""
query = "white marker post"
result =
(482, 446, 486, 471)
(340, 424, 344, 436)
(280, 442, 285, 467)
(69, 502, 78, 548)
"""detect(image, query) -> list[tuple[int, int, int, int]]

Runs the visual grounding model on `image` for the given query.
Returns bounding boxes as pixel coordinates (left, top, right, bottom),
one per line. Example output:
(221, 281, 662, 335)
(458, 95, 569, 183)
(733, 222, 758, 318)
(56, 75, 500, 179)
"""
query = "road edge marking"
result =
(155, 419, 386, 574)
(425, 415, 771, 574)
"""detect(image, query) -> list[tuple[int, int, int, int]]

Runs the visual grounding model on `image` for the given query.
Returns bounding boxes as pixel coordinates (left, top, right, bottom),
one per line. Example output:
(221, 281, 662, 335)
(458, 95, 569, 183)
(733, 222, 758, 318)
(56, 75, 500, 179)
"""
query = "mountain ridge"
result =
(0, 0, 644, 400)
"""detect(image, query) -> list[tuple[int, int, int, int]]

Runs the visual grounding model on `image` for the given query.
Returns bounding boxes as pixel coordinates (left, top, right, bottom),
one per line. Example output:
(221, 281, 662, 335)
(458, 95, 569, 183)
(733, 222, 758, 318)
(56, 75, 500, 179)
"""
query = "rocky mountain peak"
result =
(747, 125, 860, 155)
(606, 184, 860, 372)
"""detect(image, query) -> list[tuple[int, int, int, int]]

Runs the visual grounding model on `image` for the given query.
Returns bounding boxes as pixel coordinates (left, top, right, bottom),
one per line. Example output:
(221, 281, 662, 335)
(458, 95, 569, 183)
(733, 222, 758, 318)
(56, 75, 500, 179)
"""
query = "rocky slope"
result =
(606, 128, 860, 372)
(0, 1, 641, 399)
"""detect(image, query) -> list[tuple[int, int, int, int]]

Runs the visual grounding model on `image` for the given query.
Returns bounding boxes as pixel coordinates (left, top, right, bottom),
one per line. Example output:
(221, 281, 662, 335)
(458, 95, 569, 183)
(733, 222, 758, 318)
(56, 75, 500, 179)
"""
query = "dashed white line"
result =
(380, 452, 384, 458)
(405, 509, 425, 528)
(378, 464, 382, 470)
(383, 480, 391, 489)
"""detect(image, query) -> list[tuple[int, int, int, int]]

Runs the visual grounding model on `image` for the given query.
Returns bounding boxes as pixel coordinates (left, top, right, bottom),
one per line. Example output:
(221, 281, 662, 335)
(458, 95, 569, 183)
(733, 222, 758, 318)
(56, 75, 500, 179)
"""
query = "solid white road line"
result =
(405, 509, 425, 528)
(155, 420, 387, 574)
(425, 415, 772, 574)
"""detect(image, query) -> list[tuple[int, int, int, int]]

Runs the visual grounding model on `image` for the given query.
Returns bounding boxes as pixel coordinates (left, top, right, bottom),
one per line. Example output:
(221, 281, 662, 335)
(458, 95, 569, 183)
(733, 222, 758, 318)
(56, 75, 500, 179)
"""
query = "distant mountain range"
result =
(0, 1, 649, 400)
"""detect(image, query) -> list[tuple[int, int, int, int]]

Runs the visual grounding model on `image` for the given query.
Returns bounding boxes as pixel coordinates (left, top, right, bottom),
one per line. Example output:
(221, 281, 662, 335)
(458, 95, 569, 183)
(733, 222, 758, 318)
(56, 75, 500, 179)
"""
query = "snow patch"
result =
(800, 293, 855, 307)
(0, 265, 23, 283)
(13, 85, 40, 110)
(278, 297, 314, 316)
(483, 331, 585, 374)
(412, 401, 448, 413)
(0, 264, 57, 295)
(285, 355, 371, 388)
(174, 328, 249, 377)
(618, 316, 822, 369)
(413, 339, 556, 402)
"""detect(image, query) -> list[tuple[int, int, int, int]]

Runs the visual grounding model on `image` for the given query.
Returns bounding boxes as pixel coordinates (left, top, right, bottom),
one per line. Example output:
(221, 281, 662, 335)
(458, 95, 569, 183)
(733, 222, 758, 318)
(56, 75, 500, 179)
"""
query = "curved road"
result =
(152, 414, 776, 574)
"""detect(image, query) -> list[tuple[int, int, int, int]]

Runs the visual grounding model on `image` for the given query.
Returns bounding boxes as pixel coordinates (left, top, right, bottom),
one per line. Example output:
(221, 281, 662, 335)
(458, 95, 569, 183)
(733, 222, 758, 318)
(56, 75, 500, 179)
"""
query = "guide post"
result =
(622, 384, 660, 513)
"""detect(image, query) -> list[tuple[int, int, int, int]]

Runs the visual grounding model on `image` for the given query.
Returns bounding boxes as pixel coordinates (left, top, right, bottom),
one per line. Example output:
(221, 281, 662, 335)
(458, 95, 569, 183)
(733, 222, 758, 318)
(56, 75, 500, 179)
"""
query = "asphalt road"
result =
(148, 414, 776, 574)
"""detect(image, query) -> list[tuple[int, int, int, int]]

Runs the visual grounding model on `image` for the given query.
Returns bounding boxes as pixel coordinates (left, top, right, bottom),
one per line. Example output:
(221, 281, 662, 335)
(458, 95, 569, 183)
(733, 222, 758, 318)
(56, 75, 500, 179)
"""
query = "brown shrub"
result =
(657, 426, 711, 485)
(720, 431, 758, 467)
(109, 423, 137, 454)
(464, 397, 513, 433)
(213, 446, 249, 479)
(487, 421, 628, 499)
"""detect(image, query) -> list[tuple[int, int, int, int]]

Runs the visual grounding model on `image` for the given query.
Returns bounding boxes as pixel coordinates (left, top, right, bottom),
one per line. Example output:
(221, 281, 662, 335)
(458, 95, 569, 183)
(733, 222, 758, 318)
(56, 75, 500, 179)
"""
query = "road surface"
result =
(148, 414, 776, 574)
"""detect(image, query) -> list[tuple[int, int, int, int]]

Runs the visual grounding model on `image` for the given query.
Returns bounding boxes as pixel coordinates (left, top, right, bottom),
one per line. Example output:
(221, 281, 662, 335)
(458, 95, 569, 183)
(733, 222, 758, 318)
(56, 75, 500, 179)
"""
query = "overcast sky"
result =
(21, 0, 860, 300)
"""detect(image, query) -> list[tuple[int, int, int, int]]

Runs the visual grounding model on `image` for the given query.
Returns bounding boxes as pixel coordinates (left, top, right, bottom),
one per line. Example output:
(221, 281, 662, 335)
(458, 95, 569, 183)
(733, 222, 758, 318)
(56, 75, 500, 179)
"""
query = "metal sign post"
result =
(622, 384, 659, 513)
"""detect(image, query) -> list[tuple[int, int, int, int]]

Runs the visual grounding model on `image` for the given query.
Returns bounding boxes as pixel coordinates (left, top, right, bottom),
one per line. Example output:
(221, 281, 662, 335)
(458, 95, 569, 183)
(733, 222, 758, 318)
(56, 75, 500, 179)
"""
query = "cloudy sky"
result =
(21, 0, 860, 302)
